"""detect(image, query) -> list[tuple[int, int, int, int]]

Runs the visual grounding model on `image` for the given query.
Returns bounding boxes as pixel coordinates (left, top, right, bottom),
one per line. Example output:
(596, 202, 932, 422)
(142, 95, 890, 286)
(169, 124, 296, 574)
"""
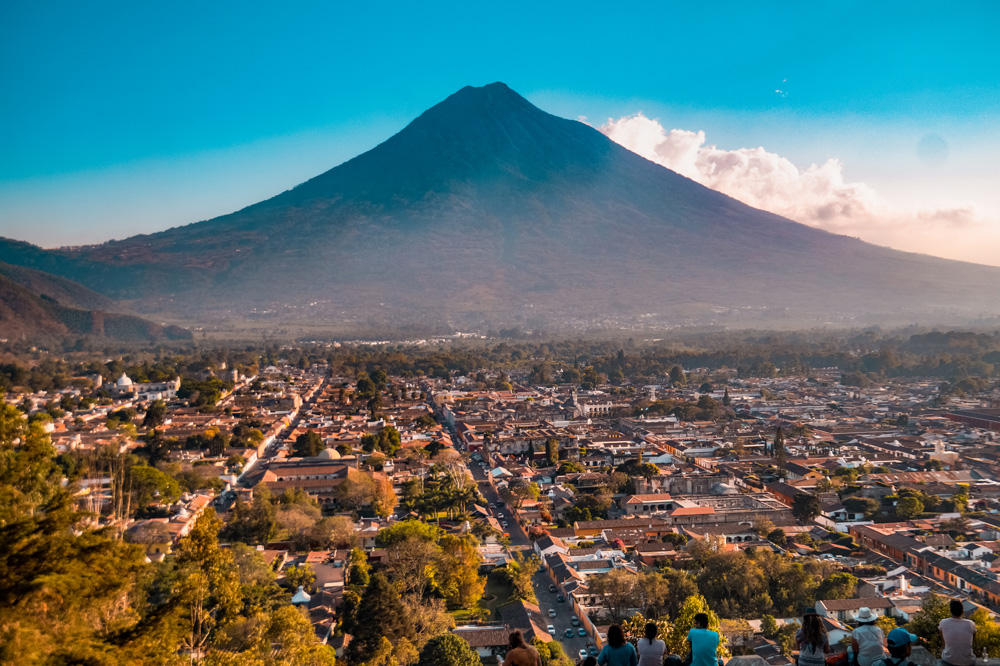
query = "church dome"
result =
(117, 373, 134, 387)
(318, 448, 341, 460)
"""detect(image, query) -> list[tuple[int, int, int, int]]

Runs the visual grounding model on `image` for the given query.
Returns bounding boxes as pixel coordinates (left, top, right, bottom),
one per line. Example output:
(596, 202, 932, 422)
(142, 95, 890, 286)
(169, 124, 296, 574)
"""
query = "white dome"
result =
(318, 448, 341, 460)
(117, 373, 133, 387)
(291, 585, 311, 605)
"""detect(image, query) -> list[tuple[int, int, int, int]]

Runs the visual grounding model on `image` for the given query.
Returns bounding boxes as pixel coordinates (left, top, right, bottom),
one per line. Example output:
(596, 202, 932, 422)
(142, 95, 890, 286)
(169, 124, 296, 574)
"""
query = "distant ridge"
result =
(1, 82, 999, 330)
(0, 264, 192, 343)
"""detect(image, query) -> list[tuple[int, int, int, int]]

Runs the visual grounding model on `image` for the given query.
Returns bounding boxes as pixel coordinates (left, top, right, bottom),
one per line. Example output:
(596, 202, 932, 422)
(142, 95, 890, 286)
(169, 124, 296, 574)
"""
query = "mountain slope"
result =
(0, 260, 113, 311)
(0, 272, 192, 343)
(2, 82, 999, 328)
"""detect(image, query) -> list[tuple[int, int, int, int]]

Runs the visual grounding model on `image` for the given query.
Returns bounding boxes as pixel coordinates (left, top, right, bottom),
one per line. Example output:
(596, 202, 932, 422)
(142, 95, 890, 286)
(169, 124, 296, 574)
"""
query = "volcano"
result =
(2, 82, 999, 330)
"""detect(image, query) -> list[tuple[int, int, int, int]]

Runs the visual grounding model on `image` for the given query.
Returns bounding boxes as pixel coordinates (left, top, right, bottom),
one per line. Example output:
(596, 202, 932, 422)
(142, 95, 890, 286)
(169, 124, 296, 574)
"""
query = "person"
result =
(939, 599, 976, 666)
(503, 630, 542, 666)
(796, 608, 830, 666)
(874, 628, 918, 666)
(852, 607, 887, 666)
(638, 621, 667, 666)
(687, 613, 721, 666)
(597, 625, 638, 666)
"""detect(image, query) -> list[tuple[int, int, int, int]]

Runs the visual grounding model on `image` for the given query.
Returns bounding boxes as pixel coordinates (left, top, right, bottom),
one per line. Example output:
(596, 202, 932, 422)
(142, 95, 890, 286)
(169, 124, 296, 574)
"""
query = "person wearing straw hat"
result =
(852, 607, 887, 666)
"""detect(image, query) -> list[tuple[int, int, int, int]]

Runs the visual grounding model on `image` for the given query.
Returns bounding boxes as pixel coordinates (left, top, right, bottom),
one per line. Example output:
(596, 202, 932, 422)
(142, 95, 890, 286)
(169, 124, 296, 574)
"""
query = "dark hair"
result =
(665, 656, 685, 666)
(646, 621, 659, 644)
(694, 613, 709, 629)
(888, 643, 909, 659)
(800, 614, 828, 652)
(950, 599, 964, 617)
(581, 658, 597, 666)
(509, 630, 527, 650)
(608, 624, 626, 648)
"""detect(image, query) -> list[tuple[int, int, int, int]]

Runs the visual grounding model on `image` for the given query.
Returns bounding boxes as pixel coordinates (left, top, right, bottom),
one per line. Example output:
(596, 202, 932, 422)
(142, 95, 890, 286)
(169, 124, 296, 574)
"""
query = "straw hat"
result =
(855, 607, 876, 622)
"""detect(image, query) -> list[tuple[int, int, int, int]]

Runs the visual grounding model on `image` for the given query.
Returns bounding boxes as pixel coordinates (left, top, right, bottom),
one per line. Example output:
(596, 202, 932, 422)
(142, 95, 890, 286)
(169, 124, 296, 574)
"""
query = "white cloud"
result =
(597, 113, 991, 252)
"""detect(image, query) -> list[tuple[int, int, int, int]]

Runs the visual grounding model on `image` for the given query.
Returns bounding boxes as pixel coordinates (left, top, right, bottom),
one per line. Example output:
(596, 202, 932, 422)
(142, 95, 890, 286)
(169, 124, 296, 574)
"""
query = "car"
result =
(578, 628, 587, 637)
(556, 594, 565, 603)
(564, 628, 574, 638)
(549, 584, 557, 593)
(589, 647, 599, 657)
(502, 521, 508, 528)
(579, 650, 589, 660)
(547, 625, 556, 636)
(548, 608, 557, 618)
(498, 513, 505, 518)
(571, 617, 580, 626)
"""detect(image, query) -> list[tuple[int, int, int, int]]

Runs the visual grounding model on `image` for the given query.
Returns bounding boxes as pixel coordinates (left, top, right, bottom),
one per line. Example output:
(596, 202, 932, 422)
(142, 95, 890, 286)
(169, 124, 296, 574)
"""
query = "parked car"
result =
(579, 649, 589, 660)
(578, 628, 587, 637)
(548, 608, 557, 618)
(547, 625, 556, 636)
(564, 628, 574, 638)
(548, 584, 557, 593)
(589, 646, 599, 657)
(502, 521, 508, 528)
(556, 594, 565, 603)
(571, 617, 580, 626)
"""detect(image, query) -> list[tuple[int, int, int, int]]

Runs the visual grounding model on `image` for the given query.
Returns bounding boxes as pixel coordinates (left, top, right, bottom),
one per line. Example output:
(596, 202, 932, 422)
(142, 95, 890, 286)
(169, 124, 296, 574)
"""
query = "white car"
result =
(548, 608, 557, 618)
(579, 649, 588, 660)
(547, 625, 556, 635)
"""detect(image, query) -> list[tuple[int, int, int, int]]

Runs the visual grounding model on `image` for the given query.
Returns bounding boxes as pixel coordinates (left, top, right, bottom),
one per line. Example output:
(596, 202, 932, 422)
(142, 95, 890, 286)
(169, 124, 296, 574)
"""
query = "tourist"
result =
(939, 599, 976, 666)
(638, 621, 667, 666)
(875, 628, 918, 666)
(597, 625, 638, 666)
(796, 608, 830, 666)
(687, 613, 721, 666)
(503, 630, 542, 666)
(852, 607, 887, 666)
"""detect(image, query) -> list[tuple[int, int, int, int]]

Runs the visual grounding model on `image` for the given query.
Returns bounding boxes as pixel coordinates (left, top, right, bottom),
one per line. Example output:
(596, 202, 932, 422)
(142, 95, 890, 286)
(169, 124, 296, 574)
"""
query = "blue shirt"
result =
(687, 628, 720, 666)
(597, 643, 638, 666)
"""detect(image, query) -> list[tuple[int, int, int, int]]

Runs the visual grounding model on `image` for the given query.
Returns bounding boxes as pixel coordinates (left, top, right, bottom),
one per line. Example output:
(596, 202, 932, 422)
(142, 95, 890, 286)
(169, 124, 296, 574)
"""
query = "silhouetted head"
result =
(608, 625, 626, 648)
(694, 613, 709, 629)
(509, 630, 527, 650)
(950, 599, 964, 617)
(646, 622, 659, 643)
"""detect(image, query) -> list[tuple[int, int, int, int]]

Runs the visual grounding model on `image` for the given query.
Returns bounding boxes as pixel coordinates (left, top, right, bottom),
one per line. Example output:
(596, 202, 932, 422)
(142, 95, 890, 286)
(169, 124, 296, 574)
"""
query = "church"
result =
(109, 373, 182, 401)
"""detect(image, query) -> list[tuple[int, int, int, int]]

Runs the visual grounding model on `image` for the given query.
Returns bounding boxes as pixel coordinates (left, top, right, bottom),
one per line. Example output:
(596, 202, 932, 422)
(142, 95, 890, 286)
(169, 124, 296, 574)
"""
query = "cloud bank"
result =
(597, 113, 985, 250)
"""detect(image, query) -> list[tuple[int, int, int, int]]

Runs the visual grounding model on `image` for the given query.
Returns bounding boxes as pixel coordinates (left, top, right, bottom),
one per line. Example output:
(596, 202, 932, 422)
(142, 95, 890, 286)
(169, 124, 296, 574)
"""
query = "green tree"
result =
(424, 439, 446, 457)
(761, 614, 780, 639)
(907, 593, 950, 655)
(773, 427, 786, 468)
(503, 551, 539, 603)
(546, 438, 559, 466)
(896, 495, 924, 519)
(792, 492, 821, 523)
(767, 528, 788, 546)
(816, 572, 859, 600)
(225, 484, 277, 545)
(437, 534, 485, 609)
(285, 563, 316, 590)
(347, 572, 408, 664)
(665, 594, 728, 657)
(142, 399, 167, 428)
(293, 429, 324, 457)
(130, 464, 182, 510)
(348, 547, 371, 589)
(417, 634, 480, 666)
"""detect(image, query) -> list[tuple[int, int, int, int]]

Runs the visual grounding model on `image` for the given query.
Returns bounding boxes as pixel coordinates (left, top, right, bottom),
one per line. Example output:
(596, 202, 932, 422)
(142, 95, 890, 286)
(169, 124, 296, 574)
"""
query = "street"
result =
(469, 456, 593, 660)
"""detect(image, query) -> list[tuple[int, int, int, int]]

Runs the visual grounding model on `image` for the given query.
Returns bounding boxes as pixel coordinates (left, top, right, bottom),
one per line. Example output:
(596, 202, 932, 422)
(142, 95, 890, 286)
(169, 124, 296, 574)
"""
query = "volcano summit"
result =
(2, 83, 999, 331)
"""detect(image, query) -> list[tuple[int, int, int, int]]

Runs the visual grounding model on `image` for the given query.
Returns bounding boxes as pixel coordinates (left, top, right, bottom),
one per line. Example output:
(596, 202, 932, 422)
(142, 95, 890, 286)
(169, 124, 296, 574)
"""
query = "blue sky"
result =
(1, 1, 998, 263)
